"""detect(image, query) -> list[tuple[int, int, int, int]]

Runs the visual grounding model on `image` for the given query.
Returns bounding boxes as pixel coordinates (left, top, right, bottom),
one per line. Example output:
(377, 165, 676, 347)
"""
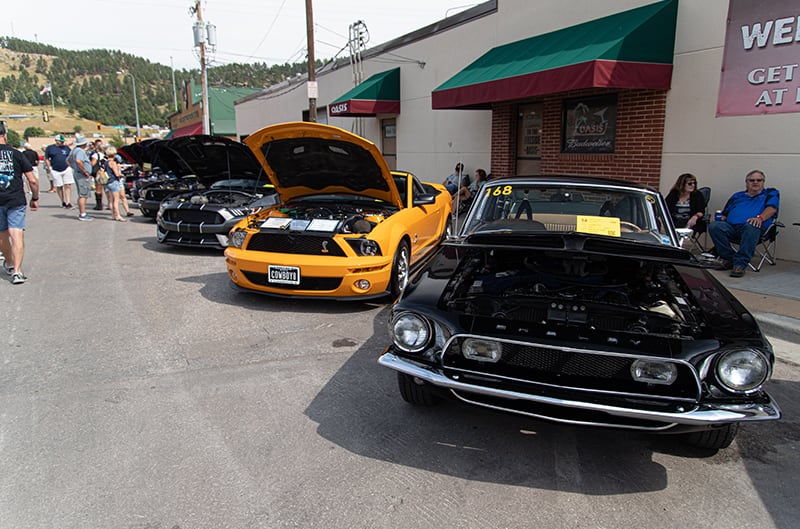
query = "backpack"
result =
(95, 159, 109, 185)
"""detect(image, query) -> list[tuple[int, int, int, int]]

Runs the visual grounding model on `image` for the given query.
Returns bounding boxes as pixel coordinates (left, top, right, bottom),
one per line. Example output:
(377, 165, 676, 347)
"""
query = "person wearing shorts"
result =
(0, 120, 39, 284)
(68, 134, 94, 221)
(45, 134, 74, 208)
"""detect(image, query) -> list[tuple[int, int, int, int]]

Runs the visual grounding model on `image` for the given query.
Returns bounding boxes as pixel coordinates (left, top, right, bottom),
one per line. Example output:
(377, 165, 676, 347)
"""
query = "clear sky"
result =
(8, 0, 478, 70)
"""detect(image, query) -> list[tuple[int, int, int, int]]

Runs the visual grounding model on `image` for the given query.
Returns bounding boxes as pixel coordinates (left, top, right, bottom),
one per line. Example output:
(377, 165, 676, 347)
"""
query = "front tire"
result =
(685, 423, 739, 450)
(390, 240, 410, 299)
(397, 372, 438, 406)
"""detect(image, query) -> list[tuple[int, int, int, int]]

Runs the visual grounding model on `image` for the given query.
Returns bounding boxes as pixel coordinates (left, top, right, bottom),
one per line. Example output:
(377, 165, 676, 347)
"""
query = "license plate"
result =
(268, 265, 300, 285)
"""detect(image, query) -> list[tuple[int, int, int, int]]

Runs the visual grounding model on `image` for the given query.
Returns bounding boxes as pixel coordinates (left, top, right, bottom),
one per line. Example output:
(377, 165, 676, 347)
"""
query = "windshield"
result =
(463, 182, 673, 246)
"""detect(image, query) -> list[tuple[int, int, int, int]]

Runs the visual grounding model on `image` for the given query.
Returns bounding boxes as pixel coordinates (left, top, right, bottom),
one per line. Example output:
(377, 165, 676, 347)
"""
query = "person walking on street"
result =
(68, 134, 94, 221)
(0, 121, 39, 284)
(44, 134, 74, 208)
(90, 139, 106, 211)
(106, 145, 133, 221)
(708, 169, 780, 278)
(22, 143, 40, 195)
(103, 146, 127, 221)
(40, 145, 56, 192)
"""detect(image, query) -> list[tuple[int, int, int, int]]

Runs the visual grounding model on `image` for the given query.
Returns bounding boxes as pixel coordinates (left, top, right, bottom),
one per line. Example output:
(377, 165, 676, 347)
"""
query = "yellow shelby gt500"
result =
(224, 122, 453, 299)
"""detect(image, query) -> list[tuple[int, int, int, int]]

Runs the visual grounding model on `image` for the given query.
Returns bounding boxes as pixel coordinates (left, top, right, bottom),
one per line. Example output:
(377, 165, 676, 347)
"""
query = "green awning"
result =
(329, 68, 400, 117)
(432, 0, 677, 109)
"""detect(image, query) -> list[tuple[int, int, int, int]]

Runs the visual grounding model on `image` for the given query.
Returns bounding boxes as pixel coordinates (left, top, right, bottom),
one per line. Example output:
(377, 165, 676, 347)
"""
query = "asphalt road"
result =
(2, 193, 799, 529)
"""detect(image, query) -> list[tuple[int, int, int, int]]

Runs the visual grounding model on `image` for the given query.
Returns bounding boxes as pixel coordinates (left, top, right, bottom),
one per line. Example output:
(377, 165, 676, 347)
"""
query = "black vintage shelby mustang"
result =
(379, 176, 780, 451)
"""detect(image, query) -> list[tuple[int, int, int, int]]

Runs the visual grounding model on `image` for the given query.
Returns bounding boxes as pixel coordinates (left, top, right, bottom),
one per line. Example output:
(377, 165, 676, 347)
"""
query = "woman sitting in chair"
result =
(665, 173, 706, 234)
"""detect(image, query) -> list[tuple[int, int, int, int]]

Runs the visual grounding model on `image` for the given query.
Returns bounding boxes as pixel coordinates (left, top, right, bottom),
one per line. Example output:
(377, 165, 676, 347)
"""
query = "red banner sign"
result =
(717, 0, 800, 116)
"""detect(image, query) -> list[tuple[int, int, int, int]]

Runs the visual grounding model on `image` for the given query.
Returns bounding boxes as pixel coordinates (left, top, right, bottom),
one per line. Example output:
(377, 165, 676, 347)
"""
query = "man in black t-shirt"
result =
(22, 143, 40, 195)
(0, 122, 39, 284)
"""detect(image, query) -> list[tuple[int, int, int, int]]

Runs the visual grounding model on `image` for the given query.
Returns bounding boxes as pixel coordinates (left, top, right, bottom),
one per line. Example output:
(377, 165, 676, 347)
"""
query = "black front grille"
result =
(443, 337, 699, 401)
(162, 231, 223, 247)
(163, 208, 224, 224)
(246, 232, 346, 256)
(242, 271, 342, 291)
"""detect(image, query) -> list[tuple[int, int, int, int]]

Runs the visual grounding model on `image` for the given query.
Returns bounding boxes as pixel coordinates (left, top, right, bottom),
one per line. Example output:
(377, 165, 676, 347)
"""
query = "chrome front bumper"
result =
(379, 352, 781, 428)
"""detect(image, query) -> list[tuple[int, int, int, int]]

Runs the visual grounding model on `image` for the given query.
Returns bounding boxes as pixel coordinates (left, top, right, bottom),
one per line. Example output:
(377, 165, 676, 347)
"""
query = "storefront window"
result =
(561, 94, 617, 154)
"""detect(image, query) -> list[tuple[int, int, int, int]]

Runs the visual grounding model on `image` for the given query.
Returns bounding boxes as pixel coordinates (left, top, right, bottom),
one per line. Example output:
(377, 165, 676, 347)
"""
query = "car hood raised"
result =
(244, 122, 403, 208)
(153, 135, 265, 185)
(118, 139, 165, 167)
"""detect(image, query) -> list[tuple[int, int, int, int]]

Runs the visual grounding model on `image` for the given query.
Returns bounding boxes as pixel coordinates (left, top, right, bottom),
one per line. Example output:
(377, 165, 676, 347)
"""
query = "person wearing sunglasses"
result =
(709, 170, 780, 277)
(665, 172, 706, 233)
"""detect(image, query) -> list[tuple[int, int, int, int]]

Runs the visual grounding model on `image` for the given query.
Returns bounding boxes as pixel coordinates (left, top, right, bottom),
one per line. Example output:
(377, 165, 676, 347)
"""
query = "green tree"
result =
(6, 128, 22, 147)
(73, 125, 82, 133)
(23, 126, 46, 137)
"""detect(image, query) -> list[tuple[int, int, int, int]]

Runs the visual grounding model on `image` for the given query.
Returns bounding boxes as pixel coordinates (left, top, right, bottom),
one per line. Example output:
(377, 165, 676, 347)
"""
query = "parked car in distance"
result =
(224, 122, 453, 300)
(155, 135, 278, 249)
(379, 176, 780, 451)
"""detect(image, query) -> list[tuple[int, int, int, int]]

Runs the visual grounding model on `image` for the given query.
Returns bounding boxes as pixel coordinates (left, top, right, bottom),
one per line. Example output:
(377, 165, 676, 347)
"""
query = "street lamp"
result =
(117, 70, 140, 138)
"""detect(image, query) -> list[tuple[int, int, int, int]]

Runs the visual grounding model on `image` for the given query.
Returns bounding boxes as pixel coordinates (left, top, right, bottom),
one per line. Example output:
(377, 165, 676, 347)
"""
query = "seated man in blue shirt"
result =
(709, 169, 779, 277)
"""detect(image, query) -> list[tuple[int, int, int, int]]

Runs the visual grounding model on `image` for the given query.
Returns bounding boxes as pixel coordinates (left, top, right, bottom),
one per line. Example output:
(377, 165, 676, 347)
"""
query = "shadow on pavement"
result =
(304, 306, 671, 495)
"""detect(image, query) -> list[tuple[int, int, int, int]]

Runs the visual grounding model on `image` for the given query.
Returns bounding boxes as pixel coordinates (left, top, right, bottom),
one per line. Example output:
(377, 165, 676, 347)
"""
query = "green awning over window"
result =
(432, 0, 677, 109)
(329, 68, 400, 117)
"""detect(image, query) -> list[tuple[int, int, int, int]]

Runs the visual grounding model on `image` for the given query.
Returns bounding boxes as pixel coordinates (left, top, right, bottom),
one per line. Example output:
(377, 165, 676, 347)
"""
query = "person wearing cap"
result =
(67, 134, 94, 221)
(44, 134, 74, 208)
(0, 120, 39, 285)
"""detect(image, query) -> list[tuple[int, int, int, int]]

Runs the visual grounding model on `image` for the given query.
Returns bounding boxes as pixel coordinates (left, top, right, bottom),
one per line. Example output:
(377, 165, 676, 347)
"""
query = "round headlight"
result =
(716, 349, 770, 393)
(229, 230, 247, 249)
(391, 312, 431, 353)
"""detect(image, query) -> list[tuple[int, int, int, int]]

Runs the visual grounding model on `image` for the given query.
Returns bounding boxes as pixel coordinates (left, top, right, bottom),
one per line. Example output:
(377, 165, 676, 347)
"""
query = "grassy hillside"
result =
(0, 101, 134, 142)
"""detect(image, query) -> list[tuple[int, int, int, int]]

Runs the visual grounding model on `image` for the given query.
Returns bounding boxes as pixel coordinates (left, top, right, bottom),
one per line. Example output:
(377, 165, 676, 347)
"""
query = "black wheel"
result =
(397, 372, 439, 406)
(685, 423, 739, 450)
(390, 240, 410, 298)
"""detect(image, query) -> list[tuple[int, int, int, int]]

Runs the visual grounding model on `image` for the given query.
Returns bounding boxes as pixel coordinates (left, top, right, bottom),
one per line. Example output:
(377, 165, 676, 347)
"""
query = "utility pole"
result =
(305, 0, 317, 122)
(193, 0, 211, 134)
(171, 56, 178, 111)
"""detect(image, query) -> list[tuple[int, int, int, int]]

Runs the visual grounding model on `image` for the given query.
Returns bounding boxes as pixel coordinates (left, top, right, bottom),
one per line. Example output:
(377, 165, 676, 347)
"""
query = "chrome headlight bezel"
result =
(715, 348, 771, 394)
(390, 312, 432, 353)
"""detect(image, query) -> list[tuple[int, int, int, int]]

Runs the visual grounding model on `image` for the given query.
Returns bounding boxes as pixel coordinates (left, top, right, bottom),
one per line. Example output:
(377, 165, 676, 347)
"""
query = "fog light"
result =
(354, 279, 371, 290)
(462, 338, 502, 363)
(631, 359, 677, 385)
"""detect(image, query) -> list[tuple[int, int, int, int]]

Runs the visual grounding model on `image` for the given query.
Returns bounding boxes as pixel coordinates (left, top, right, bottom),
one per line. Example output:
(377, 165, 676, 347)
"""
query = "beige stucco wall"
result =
(236, 0, 799, 261)
(662, 0, 799, 261)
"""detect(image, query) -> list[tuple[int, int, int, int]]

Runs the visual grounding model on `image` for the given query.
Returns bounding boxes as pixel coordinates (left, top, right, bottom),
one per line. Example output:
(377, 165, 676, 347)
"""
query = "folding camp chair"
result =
(732, 219, 784, 271)
(684, 187, 711, 253)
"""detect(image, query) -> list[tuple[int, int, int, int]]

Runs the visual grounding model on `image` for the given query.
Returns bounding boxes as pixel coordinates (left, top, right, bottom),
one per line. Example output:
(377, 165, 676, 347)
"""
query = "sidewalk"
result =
(709, 258, 800, 363)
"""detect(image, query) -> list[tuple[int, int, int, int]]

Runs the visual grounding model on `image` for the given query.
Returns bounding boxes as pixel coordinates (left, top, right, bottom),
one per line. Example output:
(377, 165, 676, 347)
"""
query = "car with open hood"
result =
(224, 122, 452, 300)
(119, 139, 188, 213)
(378, 176, 780, 451)
(154, 135, 278, 249)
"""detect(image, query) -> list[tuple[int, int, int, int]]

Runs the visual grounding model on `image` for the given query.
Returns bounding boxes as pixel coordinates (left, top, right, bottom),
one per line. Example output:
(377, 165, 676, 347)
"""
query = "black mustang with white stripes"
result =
(154, 135, 277, 249)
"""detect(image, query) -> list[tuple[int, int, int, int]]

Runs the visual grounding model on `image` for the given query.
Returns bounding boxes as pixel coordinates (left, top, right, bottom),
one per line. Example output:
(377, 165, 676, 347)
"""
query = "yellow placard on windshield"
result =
(576, 215, 621, 237)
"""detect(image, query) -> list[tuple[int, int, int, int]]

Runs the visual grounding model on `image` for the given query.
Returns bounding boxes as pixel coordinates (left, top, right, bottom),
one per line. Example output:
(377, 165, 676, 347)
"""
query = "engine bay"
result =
(444, 248, 704, 338)
(255, 201, 397, 234)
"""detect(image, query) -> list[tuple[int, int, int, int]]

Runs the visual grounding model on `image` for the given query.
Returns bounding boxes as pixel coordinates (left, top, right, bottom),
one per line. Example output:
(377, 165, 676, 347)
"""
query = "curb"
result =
(752, 311, 800, 344)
